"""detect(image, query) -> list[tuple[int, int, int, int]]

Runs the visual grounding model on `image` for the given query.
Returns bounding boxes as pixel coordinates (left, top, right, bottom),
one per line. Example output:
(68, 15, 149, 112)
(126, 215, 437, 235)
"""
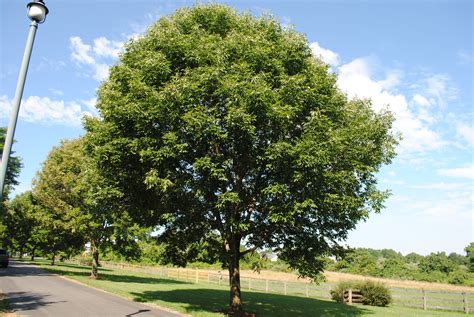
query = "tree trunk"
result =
(90, 243, 100, 279)
(228, 240, 242, 312)
(19, 247, 23, 259)
(51, 253, 55, 265)
(30, 247, 36, 261)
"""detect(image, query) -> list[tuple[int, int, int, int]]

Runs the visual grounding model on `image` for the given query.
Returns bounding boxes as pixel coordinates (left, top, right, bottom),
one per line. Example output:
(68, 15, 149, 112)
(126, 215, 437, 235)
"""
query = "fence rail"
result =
(70, 260, 474, 314)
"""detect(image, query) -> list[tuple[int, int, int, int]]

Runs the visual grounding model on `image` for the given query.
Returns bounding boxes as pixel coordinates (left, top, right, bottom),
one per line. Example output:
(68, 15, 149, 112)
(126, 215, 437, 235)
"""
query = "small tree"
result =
(4, 191, 38, 257)
(85, 4, 397, 312)
(0, 127, 22, 201)
(0, 127, 23, 248)
(33, 139, 123, 276)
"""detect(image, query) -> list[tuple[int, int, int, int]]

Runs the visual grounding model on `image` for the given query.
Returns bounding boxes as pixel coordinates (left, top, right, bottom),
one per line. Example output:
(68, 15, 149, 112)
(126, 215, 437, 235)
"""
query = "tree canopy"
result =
(0, 127, 23, 248)
(85, 4, 397, 311)
(32, 138, 129, 277)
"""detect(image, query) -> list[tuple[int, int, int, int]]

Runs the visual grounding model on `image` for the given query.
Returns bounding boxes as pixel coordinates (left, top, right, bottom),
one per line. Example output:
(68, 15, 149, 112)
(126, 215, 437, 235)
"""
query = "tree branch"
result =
(240, 246, 257, 257)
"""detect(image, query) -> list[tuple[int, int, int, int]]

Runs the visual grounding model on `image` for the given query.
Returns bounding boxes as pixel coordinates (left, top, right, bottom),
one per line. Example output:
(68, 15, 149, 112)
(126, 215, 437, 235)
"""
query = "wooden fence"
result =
(80, 260, 473, 314)
(343, 289, 363, 304)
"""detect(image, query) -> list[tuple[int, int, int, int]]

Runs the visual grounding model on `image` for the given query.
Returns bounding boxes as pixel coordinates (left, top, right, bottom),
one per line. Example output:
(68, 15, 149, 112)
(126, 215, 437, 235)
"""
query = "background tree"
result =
(465, 243, 474, 273)
(3, 191, 38, 257)
(85, 4, 397, 312)
(0, 127, 22, 200)
(0, 127, 23, 248)
(419, 252, 455, 275)
(33, 139, 86, 266)
(33, 138, 126, 278)
(405, 252, 423, 264)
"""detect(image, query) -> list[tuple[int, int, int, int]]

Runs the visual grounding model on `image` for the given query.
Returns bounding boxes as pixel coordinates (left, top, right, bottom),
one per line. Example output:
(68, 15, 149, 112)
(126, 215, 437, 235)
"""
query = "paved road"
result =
(0, 261, 184, 317)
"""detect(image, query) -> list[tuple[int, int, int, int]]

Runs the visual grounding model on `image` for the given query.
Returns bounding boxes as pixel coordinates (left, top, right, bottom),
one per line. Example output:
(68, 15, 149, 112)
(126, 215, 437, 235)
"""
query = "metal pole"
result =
(0, 20, 38, 201)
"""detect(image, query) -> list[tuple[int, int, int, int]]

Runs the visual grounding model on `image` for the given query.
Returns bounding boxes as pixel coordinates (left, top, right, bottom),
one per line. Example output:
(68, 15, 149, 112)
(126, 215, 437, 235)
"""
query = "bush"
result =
(78, 256, 93, 266)
(359, 281, 392, 306)
(330, 281, 356, 303)
(448, 269, 469, 285)
(330, 281, 392, 307)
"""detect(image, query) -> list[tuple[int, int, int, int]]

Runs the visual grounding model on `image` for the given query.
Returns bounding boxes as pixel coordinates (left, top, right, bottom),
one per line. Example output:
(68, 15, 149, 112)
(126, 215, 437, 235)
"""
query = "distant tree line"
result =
(325, 246, 474, 286)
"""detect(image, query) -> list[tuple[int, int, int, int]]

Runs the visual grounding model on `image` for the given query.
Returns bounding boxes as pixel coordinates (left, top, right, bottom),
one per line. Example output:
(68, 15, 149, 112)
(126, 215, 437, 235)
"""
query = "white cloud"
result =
(438, 164, 474, 179)
(93, 63, 110, 81)
(81, 97, 99, 117)
(93, 37, 123, 59)
(70, 35, 124, 82)
(20, 96, 84, 126)
(422, 74, 458, 108)
(0, 94, 97, 127)
(0, 95, 11, 118)
(456, 122, 474, 146)
(336, 57, 444, 154)
(412, 192, 472, 225)
(310, 42, 340, 67)
(411, 182, 469, 190)
(70, 36, 95, 65)
(412, 94, 431, 107)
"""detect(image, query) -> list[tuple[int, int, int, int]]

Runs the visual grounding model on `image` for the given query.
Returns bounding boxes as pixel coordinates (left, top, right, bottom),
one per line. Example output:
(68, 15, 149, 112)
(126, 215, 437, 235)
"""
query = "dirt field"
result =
(205, 269, 474, 293)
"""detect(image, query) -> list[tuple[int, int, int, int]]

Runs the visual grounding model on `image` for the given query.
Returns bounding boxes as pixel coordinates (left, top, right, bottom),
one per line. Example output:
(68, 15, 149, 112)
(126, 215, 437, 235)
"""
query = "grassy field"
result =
(18, 259, 471, 317)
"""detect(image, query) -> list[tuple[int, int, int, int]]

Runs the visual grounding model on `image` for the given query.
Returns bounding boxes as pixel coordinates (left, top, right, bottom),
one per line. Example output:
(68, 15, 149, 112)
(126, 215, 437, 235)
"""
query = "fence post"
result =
(265, 279, 268, 293)
(207, 272, 210, 283)
(463, 292, 469, 314)
(422, 289, 427, 310)
(348, 289, 353, 305)
(284, 282, 287, 295)
(186, 269, 189, 281)
(195, 268, 199, 284)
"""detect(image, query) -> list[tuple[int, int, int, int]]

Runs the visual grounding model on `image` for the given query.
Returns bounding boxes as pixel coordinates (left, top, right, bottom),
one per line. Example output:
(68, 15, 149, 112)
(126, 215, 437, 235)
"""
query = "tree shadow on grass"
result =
(55, 262, 113, 272)
(99, 272, 190, 285)
(42, 265, 190, 285)
(131, 288, 373, 317)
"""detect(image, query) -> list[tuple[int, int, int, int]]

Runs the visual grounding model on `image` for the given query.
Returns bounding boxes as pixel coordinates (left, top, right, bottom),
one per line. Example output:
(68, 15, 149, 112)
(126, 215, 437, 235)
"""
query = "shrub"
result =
(359, 281, 392, 306)
(78, 256, 93, 266)
(330, 281, 357, 303)
(330, 281, 392, 307)
(448, 269, 469, 285)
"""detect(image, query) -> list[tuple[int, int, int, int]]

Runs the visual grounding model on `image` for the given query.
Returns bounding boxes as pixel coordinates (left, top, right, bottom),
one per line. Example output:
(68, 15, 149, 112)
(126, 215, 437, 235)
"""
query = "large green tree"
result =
(85, 5, 397, 311)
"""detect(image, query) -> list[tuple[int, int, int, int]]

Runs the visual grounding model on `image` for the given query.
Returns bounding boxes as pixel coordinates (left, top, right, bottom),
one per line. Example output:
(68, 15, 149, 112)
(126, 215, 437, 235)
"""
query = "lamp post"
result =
(0, 0, 49, 201)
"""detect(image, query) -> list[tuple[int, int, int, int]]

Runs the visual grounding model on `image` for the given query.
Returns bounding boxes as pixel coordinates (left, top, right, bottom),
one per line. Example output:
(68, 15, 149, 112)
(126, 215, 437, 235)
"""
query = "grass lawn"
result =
(26, 259, 471, 317)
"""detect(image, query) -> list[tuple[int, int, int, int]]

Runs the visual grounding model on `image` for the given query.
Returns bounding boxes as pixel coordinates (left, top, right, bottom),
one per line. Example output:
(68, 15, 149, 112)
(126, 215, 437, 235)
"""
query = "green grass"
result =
(27, 259, 471, 317)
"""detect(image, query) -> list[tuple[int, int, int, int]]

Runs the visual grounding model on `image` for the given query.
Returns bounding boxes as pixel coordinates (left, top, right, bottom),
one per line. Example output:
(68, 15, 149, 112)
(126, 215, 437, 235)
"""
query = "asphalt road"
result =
(0, 261, 185, 317)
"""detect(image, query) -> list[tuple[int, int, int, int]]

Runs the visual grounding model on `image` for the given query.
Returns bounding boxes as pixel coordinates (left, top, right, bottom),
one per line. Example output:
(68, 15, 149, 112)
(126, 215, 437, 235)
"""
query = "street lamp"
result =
(0, 1, 49, 201)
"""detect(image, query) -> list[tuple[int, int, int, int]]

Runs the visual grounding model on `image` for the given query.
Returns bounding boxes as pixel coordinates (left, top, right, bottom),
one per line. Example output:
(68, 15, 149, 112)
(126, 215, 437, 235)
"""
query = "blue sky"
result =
(0, 0, 472, 256)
